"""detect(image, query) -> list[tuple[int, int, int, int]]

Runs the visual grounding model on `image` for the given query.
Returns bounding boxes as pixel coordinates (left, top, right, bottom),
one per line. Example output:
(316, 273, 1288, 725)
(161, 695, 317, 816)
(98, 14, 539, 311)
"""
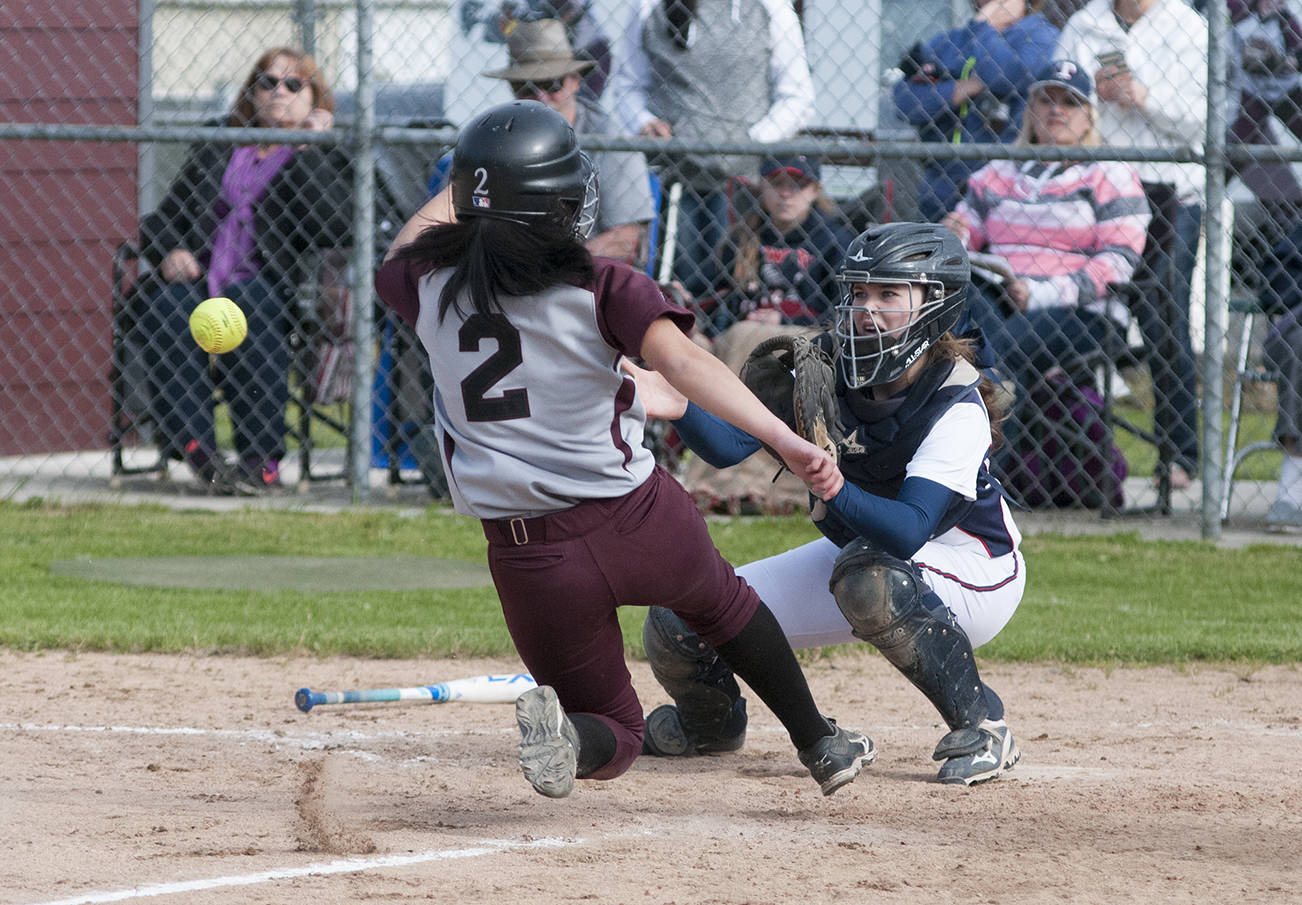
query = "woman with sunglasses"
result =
(137, 47, 352, 493)
(940, 59, 1150, 504)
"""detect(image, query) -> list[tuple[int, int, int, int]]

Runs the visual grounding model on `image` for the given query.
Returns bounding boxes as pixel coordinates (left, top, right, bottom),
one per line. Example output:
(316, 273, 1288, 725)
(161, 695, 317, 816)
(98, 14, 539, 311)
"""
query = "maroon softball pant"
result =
(482, 466, 760, 780)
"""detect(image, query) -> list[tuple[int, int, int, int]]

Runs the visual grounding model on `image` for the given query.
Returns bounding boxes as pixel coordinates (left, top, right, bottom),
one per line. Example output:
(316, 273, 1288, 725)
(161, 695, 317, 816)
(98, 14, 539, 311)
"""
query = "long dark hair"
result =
(395, 217, 594, 322)
(728, 186, 838, 287)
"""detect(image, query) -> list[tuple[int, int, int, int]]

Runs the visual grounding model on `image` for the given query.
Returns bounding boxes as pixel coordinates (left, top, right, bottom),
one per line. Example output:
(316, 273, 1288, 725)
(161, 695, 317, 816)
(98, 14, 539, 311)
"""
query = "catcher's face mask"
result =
(573, 151, 600, 240)
(833, 278, 947, 389)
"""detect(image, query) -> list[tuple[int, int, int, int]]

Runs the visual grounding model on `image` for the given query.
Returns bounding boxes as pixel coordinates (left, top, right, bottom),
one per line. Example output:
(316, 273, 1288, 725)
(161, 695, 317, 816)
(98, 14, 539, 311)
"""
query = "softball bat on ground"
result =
(189, 297, 248, 354)
(295, 673, 538, 712)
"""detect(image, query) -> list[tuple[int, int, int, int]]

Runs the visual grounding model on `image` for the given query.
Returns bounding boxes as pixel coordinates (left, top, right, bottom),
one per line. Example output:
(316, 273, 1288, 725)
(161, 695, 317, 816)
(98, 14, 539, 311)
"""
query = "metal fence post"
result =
(1203, 0, 1228, 541)
(293, 0, 317, 57)
(136, 0, 158, 218)
(348, 0, 377, 501)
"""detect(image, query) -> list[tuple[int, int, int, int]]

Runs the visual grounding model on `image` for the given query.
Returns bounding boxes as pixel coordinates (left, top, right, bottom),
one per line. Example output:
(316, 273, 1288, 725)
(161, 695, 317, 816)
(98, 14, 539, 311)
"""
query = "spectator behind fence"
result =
(677, 154, 852, 515)
(428, 19, 654, 264)
(458, 0, 613, 99)
(892, 0, 1059, 224)
(1057, 0, 1208, 490)
(137, 47, 353, 494)
(942, 60, 1150, 498)
(1227, 0, 1302, 225)
(609, 0, 815, 295)
(701, 154, 854, 336)
(1254, 219, 1302, 528)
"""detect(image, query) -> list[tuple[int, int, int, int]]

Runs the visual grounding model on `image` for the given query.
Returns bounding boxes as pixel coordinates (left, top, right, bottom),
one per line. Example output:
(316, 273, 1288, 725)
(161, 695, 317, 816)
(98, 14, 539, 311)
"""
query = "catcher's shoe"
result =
(641, 698, 748, 757)
(934, 719, 1021, 786)
(515, 686, 580, 798)
(797, 720, 876, 796)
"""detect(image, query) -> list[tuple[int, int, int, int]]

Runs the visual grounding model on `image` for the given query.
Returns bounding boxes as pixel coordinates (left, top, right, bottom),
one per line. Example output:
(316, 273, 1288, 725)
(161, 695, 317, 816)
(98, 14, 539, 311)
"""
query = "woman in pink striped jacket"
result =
(941, 58, 1150, 491)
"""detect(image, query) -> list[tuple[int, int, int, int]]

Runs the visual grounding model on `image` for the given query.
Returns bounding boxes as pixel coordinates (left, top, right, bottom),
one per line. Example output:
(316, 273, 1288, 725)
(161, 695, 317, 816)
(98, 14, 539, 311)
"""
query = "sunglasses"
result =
(510, 77, 567, 98)
(254, 73, 307, 94)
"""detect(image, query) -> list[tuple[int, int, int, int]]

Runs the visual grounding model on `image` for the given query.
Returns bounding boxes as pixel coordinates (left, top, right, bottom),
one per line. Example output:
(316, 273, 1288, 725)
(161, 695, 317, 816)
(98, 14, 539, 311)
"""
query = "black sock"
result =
(984, 684, 1004, 722)
(714, 604, 833, 751)
(570, 713, 617, 778)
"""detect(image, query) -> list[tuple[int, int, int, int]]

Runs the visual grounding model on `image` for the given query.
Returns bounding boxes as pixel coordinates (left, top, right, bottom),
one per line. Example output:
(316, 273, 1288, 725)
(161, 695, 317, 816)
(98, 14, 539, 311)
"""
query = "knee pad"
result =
(829, 540, 988, 730)
(642, 607, 742, 736)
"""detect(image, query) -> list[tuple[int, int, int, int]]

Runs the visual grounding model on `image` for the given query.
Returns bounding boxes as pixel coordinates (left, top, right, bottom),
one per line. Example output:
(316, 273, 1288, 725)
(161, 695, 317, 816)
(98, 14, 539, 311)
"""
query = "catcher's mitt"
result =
(740, 334, 843, 461)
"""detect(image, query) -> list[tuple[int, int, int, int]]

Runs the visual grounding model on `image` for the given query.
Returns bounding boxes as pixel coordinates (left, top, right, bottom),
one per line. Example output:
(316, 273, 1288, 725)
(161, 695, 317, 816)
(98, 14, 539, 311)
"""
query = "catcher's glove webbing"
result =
(740, 334, 843, 462)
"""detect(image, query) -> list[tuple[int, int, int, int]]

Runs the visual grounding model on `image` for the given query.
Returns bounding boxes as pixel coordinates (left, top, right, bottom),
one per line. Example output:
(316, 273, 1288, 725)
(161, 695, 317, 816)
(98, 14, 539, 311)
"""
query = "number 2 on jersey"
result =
(459, 314, 531, 422)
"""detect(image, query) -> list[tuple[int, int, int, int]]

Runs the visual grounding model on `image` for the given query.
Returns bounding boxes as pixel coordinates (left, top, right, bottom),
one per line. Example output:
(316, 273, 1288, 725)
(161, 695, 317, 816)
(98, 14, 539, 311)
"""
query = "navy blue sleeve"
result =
(672, 402, 763, 468)
(823, 475, 957, 559)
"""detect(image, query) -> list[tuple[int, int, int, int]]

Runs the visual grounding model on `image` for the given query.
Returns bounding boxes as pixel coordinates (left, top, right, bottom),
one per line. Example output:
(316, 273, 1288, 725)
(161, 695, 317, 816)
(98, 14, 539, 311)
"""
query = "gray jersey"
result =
(376, 256, 693, 519)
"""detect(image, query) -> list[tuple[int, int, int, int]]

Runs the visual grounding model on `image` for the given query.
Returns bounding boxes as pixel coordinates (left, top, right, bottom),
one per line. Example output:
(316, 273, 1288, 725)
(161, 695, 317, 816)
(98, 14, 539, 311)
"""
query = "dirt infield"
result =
(4, 649, 1300, 905)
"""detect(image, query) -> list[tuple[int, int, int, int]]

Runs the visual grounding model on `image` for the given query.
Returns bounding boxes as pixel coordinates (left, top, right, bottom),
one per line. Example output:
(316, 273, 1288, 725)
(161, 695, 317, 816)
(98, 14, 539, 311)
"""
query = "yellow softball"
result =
(189, 297, 248, 354)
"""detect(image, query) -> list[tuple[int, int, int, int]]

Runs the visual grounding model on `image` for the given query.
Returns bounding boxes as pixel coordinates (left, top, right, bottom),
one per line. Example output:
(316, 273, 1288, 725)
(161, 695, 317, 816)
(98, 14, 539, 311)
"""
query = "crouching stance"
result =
(374, 101, 874, 799)
(630, 223, 1026, 784)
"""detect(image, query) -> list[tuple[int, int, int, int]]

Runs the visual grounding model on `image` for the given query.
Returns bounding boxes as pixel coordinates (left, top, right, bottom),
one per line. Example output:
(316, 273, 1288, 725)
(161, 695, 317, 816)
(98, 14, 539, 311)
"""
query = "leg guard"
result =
(829, 540, 988, 731)
(641, 606, 747, 756)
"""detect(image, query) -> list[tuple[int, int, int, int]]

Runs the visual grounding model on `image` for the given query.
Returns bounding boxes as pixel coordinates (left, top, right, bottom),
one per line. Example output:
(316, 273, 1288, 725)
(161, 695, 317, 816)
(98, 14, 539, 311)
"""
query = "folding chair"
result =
(1089, 186, 1205, 518)
(108, 242, 170, 483)
(108, 242, 351, 488)
(1220, 296, 1283, 521)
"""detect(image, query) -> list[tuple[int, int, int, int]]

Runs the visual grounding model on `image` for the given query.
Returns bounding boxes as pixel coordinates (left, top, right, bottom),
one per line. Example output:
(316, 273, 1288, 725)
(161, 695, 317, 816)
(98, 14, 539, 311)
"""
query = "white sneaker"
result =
(515, 686, 579, 798)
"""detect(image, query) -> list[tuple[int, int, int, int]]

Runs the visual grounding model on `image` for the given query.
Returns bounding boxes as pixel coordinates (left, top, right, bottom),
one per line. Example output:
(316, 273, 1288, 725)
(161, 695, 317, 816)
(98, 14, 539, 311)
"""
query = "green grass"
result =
(2, 501, 1299, 664)
(215, 398, 350, 452)
(1113, 402, 1280, 480)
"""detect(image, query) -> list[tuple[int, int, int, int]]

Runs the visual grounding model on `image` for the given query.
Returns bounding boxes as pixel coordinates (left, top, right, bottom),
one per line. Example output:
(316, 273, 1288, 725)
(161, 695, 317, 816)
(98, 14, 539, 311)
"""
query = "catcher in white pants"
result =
(627, 222, 1026, 785)
(737, 532, 1023, 652)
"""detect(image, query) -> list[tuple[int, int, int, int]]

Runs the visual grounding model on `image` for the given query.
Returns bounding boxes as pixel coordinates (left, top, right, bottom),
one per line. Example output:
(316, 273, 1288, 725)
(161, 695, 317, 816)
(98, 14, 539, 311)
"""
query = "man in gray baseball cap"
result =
(430, 20, 654, 263)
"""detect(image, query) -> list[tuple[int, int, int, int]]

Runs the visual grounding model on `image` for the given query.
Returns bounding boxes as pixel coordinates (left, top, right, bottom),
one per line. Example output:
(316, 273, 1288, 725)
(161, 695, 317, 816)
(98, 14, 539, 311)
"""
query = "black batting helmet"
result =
(832, 222, 970, 388)
(451, 100, 598, 238)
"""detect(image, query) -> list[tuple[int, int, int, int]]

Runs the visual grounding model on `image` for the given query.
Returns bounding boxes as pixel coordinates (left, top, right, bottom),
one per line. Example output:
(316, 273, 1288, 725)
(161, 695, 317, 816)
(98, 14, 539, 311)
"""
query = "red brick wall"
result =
(0, 1, 138, 454)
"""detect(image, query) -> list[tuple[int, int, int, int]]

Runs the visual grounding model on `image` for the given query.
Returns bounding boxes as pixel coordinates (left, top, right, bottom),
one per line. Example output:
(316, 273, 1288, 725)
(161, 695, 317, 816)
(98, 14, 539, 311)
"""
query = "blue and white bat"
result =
(295, 673, 537, 712)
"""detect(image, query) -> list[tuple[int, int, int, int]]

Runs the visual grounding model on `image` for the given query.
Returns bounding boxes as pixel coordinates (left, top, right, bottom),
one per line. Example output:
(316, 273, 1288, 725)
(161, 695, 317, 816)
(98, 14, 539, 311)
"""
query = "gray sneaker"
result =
(797, 721, 876, 796)
(1266, 499, 1302, 531)
(935, 719, 1020, 786)
(515, 686, 580, 798)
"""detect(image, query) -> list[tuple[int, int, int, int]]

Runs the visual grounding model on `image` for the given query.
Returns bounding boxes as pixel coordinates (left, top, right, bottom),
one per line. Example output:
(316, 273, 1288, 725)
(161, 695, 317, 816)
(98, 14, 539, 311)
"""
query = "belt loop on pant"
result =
(509, 517, 528, 546)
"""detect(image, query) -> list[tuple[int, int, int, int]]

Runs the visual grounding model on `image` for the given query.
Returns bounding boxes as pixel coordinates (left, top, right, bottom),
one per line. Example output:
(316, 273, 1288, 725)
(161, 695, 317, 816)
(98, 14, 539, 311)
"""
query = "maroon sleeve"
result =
(374, 257, 421, 326)
(590, 258, 695, 356)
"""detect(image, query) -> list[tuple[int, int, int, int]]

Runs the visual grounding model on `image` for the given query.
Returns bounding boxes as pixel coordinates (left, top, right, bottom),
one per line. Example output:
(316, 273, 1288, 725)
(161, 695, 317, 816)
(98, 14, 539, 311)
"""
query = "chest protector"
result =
(813, 342, 992, 548)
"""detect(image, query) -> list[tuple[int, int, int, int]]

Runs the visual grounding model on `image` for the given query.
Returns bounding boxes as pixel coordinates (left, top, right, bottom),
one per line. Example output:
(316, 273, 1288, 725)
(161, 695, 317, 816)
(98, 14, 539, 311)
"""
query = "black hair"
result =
(664, 0, 696, 49)
(394, 217, 595, 323)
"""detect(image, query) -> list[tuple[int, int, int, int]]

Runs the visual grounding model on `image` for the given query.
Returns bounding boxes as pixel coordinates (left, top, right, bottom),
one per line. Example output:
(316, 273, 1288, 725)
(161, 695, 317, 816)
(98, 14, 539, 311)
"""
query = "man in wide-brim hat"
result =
(428, 19, 654, 263)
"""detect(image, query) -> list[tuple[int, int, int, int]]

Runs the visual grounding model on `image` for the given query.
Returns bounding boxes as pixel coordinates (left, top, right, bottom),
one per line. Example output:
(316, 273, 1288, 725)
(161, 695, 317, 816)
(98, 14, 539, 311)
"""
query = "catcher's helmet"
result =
(832, 222, 970, 388)
(451, 100, 598, 238)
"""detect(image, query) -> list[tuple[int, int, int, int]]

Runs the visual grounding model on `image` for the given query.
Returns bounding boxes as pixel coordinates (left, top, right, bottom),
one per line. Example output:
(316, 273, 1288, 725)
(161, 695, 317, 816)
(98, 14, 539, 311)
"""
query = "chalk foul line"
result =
(19, 836, 582, 905)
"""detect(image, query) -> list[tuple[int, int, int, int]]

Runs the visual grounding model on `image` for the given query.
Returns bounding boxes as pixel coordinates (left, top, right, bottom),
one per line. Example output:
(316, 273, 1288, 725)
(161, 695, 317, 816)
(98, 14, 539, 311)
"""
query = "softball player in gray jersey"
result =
(374, 100, 874, 799)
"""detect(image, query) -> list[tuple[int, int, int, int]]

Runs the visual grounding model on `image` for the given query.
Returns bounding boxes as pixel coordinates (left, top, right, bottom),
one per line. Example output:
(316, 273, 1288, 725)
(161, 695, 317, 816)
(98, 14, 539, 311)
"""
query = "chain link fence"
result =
(4, 0, 1300, 535)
